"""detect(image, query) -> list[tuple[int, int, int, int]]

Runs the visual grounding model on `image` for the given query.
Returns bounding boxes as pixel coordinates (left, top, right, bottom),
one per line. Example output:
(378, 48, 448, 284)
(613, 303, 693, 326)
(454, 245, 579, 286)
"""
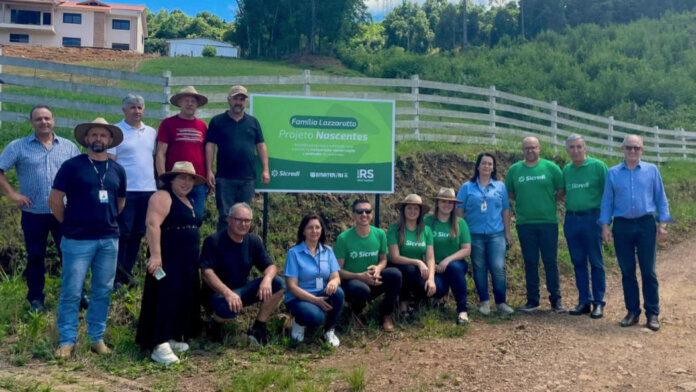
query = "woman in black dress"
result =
(136, 161, 204, 365)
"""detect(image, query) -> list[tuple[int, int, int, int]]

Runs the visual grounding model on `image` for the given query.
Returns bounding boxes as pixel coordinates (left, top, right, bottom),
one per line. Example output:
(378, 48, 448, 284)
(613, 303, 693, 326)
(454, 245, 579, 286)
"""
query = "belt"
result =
(614, 215, 654, 223)
(566, 209, 599, 216)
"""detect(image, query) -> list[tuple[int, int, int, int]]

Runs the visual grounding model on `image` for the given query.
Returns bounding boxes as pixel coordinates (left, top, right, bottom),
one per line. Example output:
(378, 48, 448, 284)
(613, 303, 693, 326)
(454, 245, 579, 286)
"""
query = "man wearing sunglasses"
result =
(600, 134, 672, 331)
(200, 202, 285, 345)
(334, 198, 402, 331)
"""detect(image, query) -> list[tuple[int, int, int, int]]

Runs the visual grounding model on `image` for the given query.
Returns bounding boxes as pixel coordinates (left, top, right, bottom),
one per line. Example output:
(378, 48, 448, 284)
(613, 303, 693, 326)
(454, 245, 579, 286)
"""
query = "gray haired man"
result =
(108, 94, 158, 288)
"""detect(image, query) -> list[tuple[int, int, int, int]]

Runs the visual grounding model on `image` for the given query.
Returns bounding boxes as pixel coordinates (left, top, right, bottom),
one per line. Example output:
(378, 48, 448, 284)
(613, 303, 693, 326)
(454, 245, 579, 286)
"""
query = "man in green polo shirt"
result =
(334, 198, 402, 331)
(505, 136, 566, 313)
(563, 134, 608, 319)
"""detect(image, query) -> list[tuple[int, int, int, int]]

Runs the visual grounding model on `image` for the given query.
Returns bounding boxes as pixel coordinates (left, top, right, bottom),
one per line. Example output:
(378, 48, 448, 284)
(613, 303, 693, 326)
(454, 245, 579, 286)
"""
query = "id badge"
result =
(98, 190, 108, 204)
(315, 277, 323, 290)
(481, 200, 488, 212)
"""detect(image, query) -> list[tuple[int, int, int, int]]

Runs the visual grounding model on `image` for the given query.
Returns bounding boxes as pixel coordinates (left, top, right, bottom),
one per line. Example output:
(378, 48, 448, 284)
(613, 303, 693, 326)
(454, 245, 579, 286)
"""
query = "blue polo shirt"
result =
(456, 178, 510, 234)
(599, 160, 673, 224)
(0, 133, 80, 214)
(284, 241, 340, 303)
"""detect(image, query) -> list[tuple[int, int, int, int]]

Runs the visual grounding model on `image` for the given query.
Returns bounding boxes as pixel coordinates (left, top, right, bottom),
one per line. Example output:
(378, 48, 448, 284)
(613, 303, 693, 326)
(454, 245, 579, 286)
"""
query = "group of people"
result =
(0, 83, 671, 365)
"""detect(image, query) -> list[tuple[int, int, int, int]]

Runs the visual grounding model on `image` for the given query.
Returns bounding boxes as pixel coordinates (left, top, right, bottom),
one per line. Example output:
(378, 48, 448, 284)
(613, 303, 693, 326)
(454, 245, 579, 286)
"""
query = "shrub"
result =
(202, 45, 217, 57)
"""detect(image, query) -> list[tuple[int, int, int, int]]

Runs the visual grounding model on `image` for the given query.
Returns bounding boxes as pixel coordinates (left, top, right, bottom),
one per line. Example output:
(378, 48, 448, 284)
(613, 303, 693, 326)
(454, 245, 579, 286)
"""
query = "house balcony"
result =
(0, 22, 55, 33)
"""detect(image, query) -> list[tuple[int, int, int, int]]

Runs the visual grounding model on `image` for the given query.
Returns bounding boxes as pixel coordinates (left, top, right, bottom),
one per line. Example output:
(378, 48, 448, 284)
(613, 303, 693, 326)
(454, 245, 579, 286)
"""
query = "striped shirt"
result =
(0, 133, 80, 214)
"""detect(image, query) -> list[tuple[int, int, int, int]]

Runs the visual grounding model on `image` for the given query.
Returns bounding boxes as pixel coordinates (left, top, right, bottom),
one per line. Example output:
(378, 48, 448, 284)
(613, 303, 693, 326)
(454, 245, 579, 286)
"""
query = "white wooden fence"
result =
(2, 51, 696, 162)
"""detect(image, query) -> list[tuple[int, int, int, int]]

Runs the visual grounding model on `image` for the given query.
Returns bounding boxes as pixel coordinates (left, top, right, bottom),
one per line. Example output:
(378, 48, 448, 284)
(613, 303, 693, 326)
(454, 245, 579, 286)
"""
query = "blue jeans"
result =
(189, 184, 207, 221)
(564, 211, 605, 306)
(433, 260, 469, 312)
(612, 215, 659, 316)
(286, 287, 345, 330)
(471, 232, 508, 304)
(517, 223, 562, 305)
(116, 191, 153, 284)
(342, 267, 402, 316)
(214, 178, 255, 232)
(57, 237, 118, 346)
(20, 211, 62, 304)
(210, 276, 285, 318)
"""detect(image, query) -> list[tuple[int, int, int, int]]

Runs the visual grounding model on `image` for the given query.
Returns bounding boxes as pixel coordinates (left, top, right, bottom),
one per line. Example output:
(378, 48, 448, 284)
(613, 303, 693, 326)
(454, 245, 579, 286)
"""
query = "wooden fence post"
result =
(680, 127, 687, 159)
(411, 74, 419, 134)
(654, 126, 661, 163)
(488, 86, 496, 141)
(162, 70, 171, 119)
(551, 100, 558, 153)
(608, 116, 614, 152)
(303, 69, 311, 96)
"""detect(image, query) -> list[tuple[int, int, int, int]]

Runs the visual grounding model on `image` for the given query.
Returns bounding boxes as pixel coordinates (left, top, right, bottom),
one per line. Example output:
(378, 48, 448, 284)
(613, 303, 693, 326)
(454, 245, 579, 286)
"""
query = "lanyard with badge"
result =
(88, 157, 109, 203)
(479, 181, 488, 212)
(315, 246, 325, 290)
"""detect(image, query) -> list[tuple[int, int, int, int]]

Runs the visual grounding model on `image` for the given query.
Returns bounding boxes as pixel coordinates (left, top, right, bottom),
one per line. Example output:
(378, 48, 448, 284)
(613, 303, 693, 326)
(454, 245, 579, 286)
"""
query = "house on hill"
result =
(167, 38, 239, 58)
(0, 0, 147, 53)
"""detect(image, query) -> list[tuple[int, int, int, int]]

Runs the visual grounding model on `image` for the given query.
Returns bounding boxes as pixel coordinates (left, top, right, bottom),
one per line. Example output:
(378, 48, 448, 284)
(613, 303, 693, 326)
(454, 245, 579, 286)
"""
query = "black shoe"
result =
(247, 325, 269, 346)
(29, 300, 45, 312)
(519, 302, 541, 313)
(551, 301, 567, 313)
(646, 314, 660, 331)
(569, 303, 591, 316)
(590, 304, 604, 319)
(620, 313, 639, 327)
(400, 310, 415, 324)
(79, 295, 89, 311)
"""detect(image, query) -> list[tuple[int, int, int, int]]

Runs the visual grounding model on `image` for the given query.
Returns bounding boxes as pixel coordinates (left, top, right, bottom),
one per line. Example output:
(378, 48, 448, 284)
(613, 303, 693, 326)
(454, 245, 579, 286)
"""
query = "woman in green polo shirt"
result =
(423, 188, 472, 324)
(387, 194, 435, 323)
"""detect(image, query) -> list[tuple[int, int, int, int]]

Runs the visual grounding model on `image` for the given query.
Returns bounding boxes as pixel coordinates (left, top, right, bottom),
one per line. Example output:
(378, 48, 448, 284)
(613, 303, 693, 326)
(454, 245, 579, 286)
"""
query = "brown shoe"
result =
(55, 344, 74, 359)
(382, 314, 395, 332)
(90, 341, 112, 355)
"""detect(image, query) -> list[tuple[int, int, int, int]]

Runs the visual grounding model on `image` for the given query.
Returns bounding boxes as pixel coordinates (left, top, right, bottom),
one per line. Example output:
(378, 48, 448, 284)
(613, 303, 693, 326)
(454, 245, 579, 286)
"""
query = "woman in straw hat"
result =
(423, 188, 472, 324)
(455, 153, 514, 316)
(387, 193, 435, 323)
(136, 161, 205, 365)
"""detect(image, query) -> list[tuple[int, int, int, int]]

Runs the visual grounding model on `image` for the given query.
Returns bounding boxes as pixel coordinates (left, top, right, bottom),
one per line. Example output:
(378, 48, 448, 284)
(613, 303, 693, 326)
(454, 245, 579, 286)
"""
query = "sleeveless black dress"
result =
(136, 190, 202, 350)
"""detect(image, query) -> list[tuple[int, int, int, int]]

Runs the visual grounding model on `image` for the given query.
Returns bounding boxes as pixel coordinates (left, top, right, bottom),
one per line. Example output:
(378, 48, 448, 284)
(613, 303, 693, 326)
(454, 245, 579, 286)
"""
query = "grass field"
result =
(1, 56, 696, 391)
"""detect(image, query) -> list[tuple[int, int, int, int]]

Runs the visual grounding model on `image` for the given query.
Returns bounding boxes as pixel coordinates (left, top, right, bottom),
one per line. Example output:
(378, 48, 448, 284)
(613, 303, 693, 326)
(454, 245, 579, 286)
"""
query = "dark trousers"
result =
(612, 216, 659, 316)
(21, 211, 62, 303)
(215, 178, 255, 232)
(209, 276, 286, 319)
(564, 211, 606, 306)
(433, 260, 469, 312)
(517, 223, 562, 305)
(342, 267, 402, 316)
(286, 287, 345, 330)
(396, 263, 428, 302)
(115, 191, 153, 284)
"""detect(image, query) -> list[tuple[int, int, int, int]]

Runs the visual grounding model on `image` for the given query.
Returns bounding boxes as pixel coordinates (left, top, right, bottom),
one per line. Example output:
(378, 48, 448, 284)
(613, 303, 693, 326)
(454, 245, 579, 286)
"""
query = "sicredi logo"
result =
(272, 170, 301, 177)
(349, 251, 358, 259)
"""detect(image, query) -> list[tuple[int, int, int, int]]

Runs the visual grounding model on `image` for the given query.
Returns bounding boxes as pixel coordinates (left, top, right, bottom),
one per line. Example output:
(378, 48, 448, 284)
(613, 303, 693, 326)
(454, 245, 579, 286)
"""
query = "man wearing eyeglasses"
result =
(200, 202, 285, 345)
(334, 198, 402, 331)
(205, 85, 270, 232)
(600, 134, 672, 331)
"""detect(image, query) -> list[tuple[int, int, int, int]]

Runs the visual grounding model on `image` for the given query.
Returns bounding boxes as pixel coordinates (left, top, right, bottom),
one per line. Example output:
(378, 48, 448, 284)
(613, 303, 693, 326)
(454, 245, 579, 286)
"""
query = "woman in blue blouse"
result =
(284, 214, 344, 347)
(456, 153, 514, 316)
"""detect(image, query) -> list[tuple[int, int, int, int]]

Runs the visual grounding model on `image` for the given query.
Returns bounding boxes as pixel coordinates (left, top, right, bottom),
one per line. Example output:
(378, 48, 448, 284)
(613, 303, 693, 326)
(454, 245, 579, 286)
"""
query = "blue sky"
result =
(115, 0, 495, 22)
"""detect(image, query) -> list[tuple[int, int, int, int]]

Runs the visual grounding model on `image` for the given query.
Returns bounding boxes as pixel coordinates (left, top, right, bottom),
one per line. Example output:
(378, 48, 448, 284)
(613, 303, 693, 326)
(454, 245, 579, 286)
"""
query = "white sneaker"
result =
(478, 300, 491, 315)
(151, 342, 179, 365)
(168, 340, 189, 353)
(497, 303, 515, 315)
(323, 328, 340, 347)
(291, 318, 305, 342)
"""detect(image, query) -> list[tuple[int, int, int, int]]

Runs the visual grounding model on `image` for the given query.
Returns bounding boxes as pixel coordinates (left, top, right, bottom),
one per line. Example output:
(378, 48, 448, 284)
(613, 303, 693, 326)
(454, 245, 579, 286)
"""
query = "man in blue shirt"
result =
(600, 134, 672, 331)
(0, 106, 80, 312)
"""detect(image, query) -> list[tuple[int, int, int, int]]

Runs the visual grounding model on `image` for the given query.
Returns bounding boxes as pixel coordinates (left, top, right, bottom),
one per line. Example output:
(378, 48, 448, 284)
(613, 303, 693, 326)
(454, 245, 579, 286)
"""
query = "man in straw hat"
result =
(505, 136, 566, 313)
(48, 118, 127, 359)
(156, 86, 209, 218)
(0, 106, 80, 312)
(108, 94, 158, 289)
(205, 85, 270, 232)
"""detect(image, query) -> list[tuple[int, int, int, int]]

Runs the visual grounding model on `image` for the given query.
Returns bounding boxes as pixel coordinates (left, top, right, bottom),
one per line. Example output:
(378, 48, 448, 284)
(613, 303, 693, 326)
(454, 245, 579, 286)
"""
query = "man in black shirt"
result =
(204, 85, 270, 232)
(200, 202, 284, 345)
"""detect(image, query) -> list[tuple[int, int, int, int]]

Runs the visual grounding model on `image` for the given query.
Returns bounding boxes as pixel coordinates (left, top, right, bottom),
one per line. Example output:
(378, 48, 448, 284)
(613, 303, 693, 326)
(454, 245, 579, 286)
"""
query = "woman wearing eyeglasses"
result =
(284, 214, 344, 347)
(334, 198, 402, 332)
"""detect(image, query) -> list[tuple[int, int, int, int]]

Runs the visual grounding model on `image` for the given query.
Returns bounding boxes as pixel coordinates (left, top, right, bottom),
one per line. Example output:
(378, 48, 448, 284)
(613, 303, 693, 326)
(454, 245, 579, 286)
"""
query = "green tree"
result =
(382, 1, 434, 53)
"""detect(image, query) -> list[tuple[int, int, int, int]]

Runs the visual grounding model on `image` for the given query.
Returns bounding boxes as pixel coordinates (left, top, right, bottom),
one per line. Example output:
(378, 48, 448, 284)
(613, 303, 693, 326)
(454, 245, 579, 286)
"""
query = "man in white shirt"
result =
(108, 94, 157, 288)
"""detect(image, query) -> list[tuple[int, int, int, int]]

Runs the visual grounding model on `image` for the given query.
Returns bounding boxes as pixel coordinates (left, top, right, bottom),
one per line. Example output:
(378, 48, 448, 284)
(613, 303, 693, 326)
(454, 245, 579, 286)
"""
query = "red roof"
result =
(58, 1, 146, 12)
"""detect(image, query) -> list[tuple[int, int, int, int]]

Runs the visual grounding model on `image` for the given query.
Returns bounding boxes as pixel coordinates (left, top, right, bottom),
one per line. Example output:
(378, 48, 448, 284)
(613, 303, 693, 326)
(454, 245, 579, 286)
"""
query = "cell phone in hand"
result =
(154, 267, 166, 280)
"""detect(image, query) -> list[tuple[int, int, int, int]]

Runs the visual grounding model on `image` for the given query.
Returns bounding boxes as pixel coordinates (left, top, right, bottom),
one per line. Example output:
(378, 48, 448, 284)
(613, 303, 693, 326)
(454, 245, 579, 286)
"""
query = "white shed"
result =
(166, 38, 239, 58)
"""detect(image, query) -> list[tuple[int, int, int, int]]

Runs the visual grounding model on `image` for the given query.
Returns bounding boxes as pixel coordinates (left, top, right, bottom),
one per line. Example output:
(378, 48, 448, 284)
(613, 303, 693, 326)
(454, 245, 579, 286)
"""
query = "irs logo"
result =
(357, 169, 374, 180)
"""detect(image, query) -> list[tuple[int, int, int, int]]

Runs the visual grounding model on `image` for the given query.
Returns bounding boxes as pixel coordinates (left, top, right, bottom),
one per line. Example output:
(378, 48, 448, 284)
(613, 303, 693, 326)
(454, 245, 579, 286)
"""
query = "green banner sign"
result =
(251, 95, 394, 193)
